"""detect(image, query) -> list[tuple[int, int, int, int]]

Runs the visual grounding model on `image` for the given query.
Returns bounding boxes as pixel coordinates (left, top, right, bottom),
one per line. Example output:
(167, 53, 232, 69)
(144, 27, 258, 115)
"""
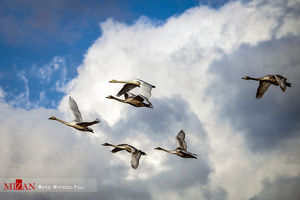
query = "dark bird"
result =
(242, 74, 291, 99)
(106, 92, 153, 109)
(102, 143, 147, 169)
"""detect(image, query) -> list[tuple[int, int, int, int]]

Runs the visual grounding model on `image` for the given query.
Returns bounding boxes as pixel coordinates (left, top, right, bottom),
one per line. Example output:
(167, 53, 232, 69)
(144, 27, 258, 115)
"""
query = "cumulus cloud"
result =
(1, 0, 300, 199)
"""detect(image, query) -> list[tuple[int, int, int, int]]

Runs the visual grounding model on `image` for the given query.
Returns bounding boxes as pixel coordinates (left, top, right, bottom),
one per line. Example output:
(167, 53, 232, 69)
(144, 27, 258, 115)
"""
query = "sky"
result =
(0, 0, 300, 199)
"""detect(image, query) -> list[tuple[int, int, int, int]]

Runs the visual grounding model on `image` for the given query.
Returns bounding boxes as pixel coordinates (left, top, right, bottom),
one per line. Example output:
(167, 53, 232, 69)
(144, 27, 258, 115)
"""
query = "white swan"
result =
(49, 96, 100, 133)
(154, 130, 198, 159)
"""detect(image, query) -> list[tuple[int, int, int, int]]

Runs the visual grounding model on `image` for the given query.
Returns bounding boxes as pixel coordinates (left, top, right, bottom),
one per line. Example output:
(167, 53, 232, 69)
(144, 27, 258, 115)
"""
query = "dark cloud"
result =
(149, 156, 211, 189)
(249, 175, 300, 200)
(0, 0, 129, 46)
(107, 95, 207, 142)
(207, 35, 300, 152)
(203, 187, 228, 200)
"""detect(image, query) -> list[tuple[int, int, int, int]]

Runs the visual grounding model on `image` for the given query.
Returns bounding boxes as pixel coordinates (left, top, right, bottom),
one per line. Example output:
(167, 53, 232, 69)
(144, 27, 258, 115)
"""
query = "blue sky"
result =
(0, 0, 229, 109)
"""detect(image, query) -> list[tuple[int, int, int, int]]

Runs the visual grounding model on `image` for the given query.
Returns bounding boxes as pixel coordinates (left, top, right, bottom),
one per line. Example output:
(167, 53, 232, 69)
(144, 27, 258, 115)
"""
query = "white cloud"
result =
(1, 0, 300, 199)
(0, 86, 5, 99)
(9, 70, 32, 109)
(37, 56, 66, 82)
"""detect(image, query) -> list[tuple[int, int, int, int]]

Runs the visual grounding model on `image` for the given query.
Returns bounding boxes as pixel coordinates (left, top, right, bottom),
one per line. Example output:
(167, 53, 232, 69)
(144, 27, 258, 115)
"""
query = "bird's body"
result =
(242, 74, 291, 98)
(102, 143, 147, 169)
(106, 92, 153, 109)
(154, 130, 198, 159)
(49, 97, 100, 133)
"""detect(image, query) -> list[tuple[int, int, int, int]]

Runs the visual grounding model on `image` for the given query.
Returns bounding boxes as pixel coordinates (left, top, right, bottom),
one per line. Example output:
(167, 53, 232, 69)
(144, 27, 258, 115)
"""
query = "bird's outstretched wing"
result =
(131, 150, 142, 169)
(256, 81, 271, 99)
(137, 79, 155, 99)
(176, 130, 187, 150)
(275, 75, 287, 92)
(117, 83, 138, 97)
(69, 96, 83, 122)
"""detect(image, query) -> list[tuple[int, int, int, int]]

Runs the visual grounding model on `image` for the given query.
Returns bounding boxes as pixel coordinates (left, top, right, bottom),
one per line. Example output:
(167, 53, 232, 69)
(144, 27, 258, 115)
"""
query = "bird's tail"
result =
(286, 82, 291, 87)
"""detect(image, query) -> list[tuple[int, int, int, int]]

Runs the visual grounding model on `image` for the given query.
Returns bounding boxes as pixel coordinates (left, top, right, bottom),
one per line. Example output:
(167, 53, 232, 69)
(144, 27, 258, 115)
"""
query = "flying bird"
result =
(109, 79, 155, 100)
(48, 96, 100, 133)
(102, 143, 147, 169)
(106, 92, 153, 109)
(242, 74, 291, 99)
(154, 130, 198, 159)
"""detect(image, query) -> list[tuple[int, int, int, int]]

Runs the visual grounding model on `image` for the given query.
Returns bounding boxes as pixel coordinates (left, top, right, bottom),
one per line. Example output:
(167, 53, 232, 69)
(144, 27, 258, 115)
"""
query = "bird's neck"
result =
(113, 80, 129, 84)
(247, 77, 261, 81)
(54, 118, 71, 126)
(105, 143, 119, 148)
(116, 80, 140, 86)
(158, 148, 174, 154)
